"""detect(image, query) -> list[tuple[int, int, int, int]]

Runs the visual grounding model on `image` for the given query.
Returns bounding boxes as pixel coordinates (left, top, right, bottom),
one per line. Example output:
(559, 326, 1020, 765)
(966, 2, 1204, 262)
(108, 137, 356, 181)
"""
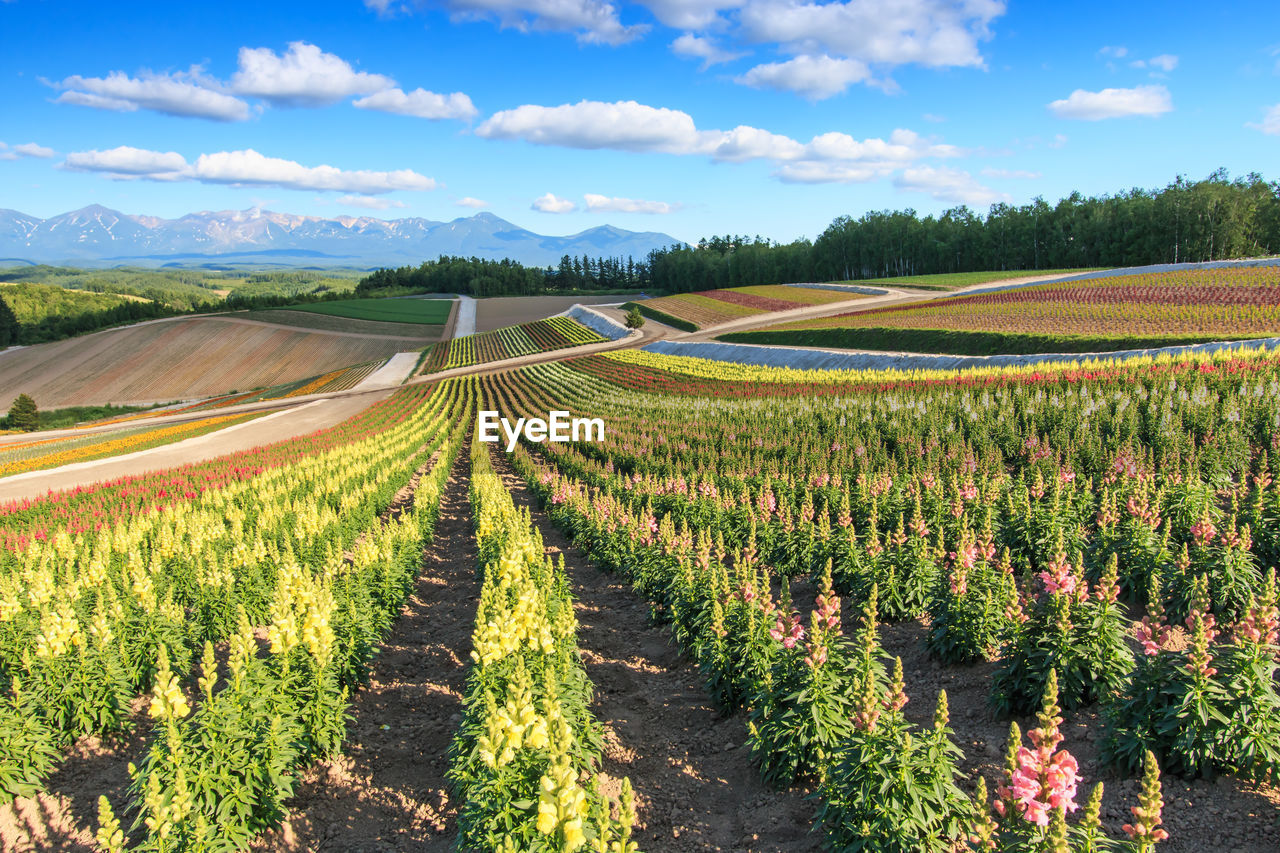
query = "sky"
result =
(1, 0, 1277, 245)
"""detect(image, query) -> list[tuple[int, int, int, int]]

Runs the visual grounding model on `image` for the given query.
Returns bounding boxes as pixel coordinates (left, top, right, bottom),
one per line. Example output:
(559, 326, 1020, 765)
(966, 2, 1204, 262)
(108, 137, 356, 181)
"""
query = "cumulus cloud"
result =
(531, 192, 576, 213)
(231, 42, 394, 106)
(63, 146, 189, 178)
(1047, 84, 1172, 120)
(63, 146, 437, 194)
(478, 100, 701, 153)
(1247, 104, 1280, 136)
(893, 166, 1009, 205)
(353, 87, 478, 120)
(1134, 53, 1179, 72)
(644, 0, 740, 29)
(456, 197, 490, 208)
(55, 69, 250, 121)
(737, 0, 1005, 70)
(775, 162, 881, 184)
(475, 98, 967, 192)
(583, 193, 677, 214)
(736, 54, 871, 99)
(671, 33, 746, 69)
(0, 141, 55, 161)
(336, 195, 408, 209)
(980, 167, 1042, 179)
(1098, 45, 1128, 58)
(446, 0, 645, 45)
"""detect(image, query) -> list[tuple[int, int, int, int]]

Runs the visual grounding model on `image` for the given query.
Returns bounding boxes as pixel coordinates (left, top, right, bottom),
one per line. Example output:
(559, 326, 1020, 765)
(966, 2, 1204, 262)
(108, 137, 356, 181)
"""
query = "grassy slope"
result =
(835, 268, 1099, 291)
(285, 297, 453, 325)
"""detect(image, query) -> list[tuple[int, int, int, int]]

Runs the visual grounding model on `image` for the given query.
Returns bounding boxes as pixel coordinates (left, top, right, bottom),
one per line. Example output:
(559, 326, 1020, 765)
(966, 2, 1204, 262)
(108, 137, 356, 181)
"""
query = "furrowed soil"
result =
(474, 295, 640, 333)
(253, 444, 478, 852)
(489, 448, 822, 853)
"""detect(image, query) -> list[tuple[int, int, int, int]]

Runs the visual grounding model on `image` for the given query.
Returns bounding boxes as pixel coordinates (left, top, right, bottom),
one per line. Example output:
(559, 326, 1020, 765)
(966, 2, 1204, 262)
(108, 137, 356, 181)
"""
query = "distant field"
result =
(721, 266, 1280, 354)
(239, 308, 449, 338)
(627, 284, 860, 331)
(0, 316, 429, 408)
(474, 294, 637, 333)
(286, 297, 453, 325)
(420, 316, 605, 373)
(833, 268, 1098, 291)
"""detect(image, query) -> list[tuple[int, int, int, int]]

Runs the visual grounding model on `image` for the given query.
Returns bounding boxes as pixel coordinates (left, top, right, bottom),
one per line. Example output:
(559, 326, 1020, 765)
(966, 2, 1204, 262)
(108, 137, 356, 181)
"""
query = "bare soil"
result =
(490, 449, 822, 852)
(474, 295, 641, 334)
(252, 445, 477, 852)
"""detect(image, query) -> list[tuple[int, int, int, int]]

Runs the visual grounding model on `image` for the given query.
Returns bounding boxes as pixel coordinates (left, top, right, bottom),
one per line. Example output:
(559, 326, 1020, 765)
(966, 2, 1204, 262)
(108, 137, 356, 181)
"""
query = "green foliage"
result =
(0, 677, 60, 804)
(624, 306, 645, 329)
(817, 690, 973, 852)
(625, 301, 698, 332)
(286, 296, 452, 325)
(7, 393, 38, 432)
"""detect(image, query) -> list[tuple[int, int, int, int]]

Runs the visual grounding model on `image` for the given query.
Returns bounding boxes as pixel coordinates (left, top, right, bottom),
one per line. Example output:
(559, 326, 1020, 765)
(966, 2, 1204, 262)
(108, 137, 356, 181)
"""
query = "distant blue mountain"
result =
(0, 205, 684, 268)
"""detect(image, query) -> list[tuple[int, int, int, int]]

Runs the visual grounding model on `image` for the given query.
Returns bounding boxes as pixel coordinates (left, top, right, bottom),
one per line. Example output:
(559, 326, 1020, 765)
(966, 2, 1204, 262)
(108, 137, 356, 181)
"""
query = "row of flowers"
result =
(446, 437, 637, 852)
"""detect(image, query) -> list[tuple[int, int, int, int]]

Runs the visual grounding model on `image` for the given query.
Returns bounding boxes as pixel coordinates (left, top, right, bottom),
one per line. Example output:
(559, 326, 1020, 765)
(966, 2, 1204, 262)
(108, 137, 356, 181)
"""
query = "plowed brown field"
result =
(0, 317, 433, 408)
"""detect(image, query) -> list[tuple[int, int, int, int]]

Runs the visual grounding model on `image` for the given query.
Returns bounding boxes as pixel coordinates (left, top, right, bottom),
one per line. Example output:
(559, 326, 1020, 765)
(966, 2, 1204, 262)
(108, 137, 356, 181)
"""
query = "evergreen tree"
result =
(7, 394, 38, 432)
(625, 306, 646, 329)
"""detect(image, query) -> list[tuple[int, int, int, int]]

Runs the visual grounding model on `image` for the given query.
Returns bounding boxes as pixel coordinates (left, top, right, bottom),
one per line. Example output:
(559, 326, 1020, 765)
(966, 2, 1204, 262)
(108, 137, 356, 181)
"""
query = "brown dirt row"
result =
(474, 295, 638, 334)
(489, 448, 821, 852)
(253, 444, 476, 852)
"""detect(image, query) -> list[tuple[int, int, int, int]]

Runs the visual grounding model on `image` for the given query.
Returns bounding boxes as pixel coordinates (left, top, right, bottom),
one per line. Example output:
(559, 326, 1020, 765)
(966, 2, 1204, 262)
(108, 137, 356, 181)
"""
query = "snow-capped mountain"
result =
(0, 206, 683, 267)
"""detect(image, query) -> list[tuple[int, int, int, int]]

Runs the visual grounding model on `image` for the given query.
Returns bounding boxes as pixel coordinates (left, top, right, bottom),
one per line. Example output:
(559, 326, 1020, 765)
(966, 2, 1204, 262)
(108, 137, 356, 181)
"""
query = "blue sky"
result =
(1, 0, 1277, 245)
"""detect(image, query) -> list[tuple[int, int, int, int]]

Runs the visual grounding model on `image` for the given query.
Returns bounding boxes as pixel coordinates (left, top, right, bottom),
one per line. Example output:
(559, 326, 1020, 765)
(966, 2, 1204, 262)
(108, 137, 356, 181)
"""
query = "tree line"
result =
(359, 170, 1280, 296)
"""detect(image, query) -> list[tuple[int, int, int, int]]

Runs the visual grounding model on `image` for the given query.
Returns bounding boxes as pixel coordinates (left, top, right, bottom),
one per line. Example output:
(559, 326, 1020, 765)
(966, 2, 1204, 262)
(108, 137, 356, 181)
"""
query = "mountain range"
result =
(0, 205, 683, 268)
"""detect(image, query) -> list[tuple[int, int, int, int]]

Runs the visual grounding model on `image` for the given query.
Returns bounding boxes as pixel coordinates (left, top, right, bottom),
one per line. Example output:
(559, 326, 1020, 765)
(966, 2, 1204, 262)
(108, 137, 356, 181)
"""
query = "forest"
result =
(360, 170, 1280, 296)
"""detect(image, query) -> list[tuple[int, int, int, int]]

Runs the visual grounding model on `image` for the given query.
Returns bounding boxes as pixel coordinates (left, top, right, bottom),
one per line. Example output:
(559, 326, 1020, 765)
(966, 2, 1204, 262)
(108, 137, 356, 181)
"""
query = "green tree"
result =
(0, 295, 18, 348)
(7, 394, 39, 432)
(625, 306, 646, 329)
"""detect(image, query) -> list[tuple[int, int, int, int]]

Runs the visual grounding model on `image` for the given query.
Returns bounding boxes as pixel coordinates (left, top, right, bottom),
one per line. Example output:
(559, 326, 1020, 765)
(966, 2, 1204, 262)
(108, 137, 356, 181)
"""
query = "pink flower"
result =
(1133, 617, 1170, 656)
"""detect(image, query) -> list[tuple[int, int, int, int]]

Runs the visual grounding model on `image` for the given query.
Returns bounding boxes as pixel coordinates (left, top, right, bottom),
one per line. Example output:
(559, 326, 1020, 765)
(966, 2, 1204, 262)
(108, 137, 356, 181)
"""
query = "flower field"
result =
(3, 333, 1280, 850)
(725, 266, 1280, 354)
(464, 344, 1280, 850)
(0, 411, 265, 478)
(627, 284, 862, 331)
(419, 316, 606, 374)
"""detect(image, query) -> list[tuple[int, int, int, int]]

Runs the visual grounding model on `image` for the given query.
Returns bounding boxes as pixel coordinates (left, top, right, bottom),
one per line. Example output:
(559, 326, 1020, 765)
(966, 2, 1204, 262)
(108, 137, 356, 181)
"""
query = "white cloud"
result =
(353, 87, 478, 120)
(12, 142, 54, 158)
(1247, 104, 1280, 136)
(584, 193, 677, 214)
(737, 0, 1005, 70)
(456, 197, 490, 208)
(0, 141, 55, 161)
(893, 166, 1008, 205)
(980, 167, 1042, 179)
(446, 0, 645, 45)
(532, 192, 577, 213)
(1099, 45, 1128, 58)
(231, 42, 394, 106)
(55, 69, 250, 121)
(63, 146, 189, 178)
(336, 195, 408, 209)
(477, 99, 702, 152)
(63, 146, 437, 194)
(643, 0, 740, 29)
(775, 161, 881, 183)
(922, 113, 945, 123)
(702, 125, 806, 162)
(1130, 53, 1178, 73)
(671, 33, 746, 69)
(1047, 84, 1172, 120)
(736, 54, 870, 99)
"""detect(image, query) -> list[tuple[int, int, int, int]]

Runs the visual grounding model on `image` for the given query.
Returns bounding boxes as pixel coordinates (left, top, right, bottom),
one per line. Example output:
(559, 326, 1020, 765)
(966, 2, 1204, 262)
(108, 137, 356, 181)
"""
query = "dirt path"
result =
(489, 449, 821, 853)
(253, 445, 477, 853)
